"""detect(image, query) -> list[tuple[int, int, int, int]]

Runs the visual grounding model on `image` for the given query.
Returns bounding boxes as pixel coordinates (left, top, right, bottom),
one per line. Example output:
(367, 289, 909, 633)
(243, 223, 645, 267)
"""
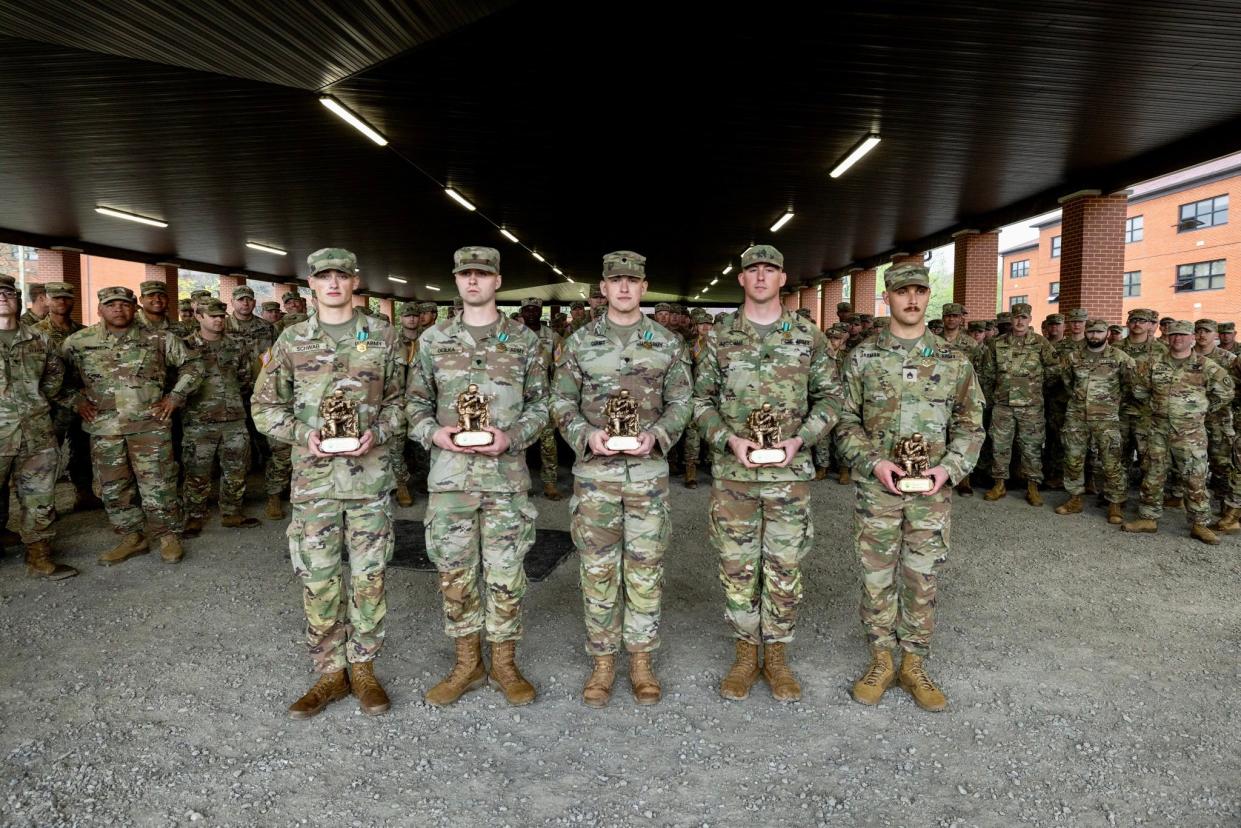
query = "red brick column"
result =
(37, 247, 84, 324)
(820, 278, 845, 326)
(144, 263, 179, 304)
(781, 292, 799, 312)
(379, 298, 394, 321)
(851, 267, 876, 318)
(951, 229, 999, 317)
(352, 295, 368, 308)
(890, 251, 923, 268)
(218, 273, 245, 303)
(797, 286, 818, 326)
(1057, 190, 1128, 322)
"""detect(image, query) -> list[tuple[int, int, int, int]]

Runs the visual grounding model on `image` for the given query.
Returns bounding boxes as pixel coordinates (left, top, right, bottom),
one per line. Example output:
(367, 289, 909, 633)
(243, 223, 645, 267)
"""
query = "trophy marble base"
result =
(897, 476, 933, 494)
(319, 436, 361, 454)
(606, 435, 640, 452)
(748, 448, 787, 466)
(453, 430, 494, 448)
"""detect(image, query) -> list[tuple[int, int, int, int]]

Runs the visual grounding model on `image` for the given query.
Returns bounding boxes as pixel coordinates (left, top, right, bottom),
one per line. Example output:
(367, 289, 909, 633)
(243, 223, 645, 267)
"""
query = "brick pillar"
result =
(1057, 190, 1128, 323)
(951, 229, 999, 317)
(352, 295, 368, 308)
(37, 247, 84, 324)
(851, 267, 876, 318)
(820, 278, 845, 325)
(218, 273, 245, 303)
(797, 286, 818, 326)
(781, 292, 799, 312)
(890, 251, 923, 268)
(379, 298, 394, 321)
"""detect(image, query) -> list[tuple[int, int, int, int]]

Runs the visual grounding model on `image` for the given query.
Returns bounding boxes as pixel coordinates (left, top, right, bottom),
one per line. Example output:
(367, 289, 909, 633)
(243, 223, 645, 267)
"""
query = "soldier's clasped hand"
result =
(773, 436, 804, 467)
(873, 459, 907, 495)
(726, 434, 762, 469)
(587, 429, 619, 456)
(469, 426, 510, 456)
(150, 395, 182, 422)
(431, 425, 468, 452)
(338, 430, 375, 458)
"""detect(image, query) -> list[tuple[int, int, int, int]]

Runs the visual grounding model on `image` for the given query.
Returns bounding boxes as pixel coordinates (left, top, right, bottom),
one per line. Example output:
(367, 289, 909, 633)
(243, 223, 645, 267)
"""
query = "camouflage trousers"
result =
(1044, 392, 1067, 482)
(182, 420, 250, 519)
(390, 437, 409, 488)
(1206, 412, 1235, 488)
(708, 478, 813, 644)
(1119, 409, 1151, 475)
(683, 422, 702, 468)
(265, 439, 292, 496)
(1222, 432, 1241, 510)
(539, 425, 558, 487)
(92, 430, 182, 539)
(1138, 420, 1211, 525)
(288, 494, 393, 673)
(1063, 416, 1126, 503)
(989, 403, 1045, 483)
(570, 476, 669, 655)
(425, 490, 537, 642)
(0, 433, 57, 544)
(854, 479, 950, 657)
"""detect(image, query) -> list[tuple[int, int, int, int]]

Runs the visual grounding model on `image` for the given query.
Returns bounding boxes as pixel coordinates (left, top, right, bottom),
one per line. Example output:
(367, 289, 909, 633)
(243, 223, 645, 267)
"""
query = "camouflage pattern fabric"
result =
(91, 431, 183, 537)
(182, 421, 250, 519)
(19, 309, 43, 327)
(265, 442, 292, 496)
(533, 324, 563, 487)
(1199, 347, 1237, 488)
(0, 323, 63, 543)
(1221, 358, 1241, 510)
(977, 331, 1059, 482)
(1060, 343, 1136, 502)
(1118, 337, 1167, 473)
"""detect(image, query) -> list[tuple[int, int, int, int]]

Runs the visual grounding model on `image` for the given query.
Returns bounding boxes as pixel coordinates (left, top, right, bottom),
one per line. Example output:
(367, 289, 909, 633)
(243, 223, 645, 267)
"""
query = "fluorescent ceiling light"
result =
(319, 95, 388, 146)
(770, 211, 794, 232)
(445, 188, 476, 211)
(95, 206, 167, 228)
(552, 267, 563, 275)
(722, 265, 733, 275)
(567, 277, 575, 284)
(532, 252, 545, 262)
(829, 133, 881, 179)
(500, 228, 519, 243)
(246, 241, 286, 256)
(710, 278, 719, 285)
(387, 276, 407, 284)
(424, 284, 441, 291)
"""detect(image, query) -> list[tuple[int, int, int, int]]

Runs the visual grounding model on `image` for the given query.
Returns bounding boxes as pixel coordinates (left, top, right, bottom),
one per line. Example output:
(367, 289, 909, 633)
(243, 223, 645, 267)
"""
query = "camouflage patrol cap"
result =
(179, 298, 193, 310)
(98, 286, 136, 304)
(307, 247, 359, 277)
(45, 281, 75, 298)
(260, 300, 281, 312)
(453, 246, 500, 275)
(1194, 318, 1217, 332)
(1167, 320, 1194, 336)
(570, 300, 586, 310)
(691, 308, 710, 323)
(836, 301, 853, 315)
(0, 273, 15, 290)
(25, 282, 46, 298)
(942, 302, 966, 316)
(1159, 316, 1174, 325)
(796, 308, 812, 319)
(671, 304, 687, 316)
(602, 250, 646, 279)
(1219, 321, 1236, 334)
(139, 280, 168, 296)
(1108, 325, 1123, 334)
(884, 263, 930, 291)
(1011, 303, 1033, 317)
(654, 303, 674, 313)
(928, 319, 944, 330)
(521, 297, 543, 309)
(1127, 308, 1158, 323)
(967, 320, 987, 332)
(399, 302, 418, 317)
(200, 299, 228, 316)
(996, 312, 1012, 322)
(874, 316, 890, 327)
(1085, 318, 1109, 333)
(739, 244, 784, 269)
(1045, 313, 1064, 324)
(232, 285, 255, 300)
(1066, 308, 1089, 322)
(417, 301, 438, 314)
(985, 320, 997, 330)
(282, 291, 302, 304)
(452, 296, 464, 310)
(191, 289, 213, 301)
(827, 323, 849, 337)
(857, 313, 873, 323)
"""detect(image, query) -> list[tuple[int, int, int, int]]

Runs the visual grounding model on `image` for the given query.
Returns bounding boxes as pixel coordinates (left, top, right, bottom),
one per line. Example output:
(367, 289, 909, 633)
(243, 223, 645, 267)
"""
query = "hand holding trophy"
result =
(453, 383, 494, 447)
(318, 389, 361, 453)
(603, 389, 641, 452)
(746, 402, 787, 466)
(894, 432, 933, 493)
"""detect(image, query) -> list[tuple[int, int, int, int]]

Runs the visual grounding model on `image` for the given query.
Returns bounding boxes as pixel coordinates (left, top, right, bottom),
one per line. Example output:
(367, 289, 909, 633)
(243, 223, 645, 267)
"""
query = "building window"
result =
(1123, 271, 1141, 297)
(1174, 260, 1225, 292)
(1009, 260, 1030, 279)
(1178, 195, 1228, 232)
(1048, 281, 1060, 303)
(1125, 215, 1144, 243)
(1050, 236, 1061, 258)
(1009, 295, 1028, 308)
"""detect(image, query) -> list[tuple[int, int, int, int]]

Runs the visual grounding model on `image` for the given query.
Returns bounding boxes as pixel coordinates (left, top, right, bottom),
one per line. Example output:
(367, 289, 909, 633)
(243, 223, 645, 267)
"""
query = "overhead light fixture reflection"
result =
(246, 241, 287, 256)
(552, 267, 563, 275)
(319, 95, 388, 146)
(424, 284, 441, 291)
(445, 188, 477, 211)
(387, 276, 407, 284)
(770, 211, 794, 232)
(500, 228, 519, 243)
(829, 132, 881, 179)
(567, 276, 575, 284)
(95, 205, 168, 228)
(532, 251, 545, 262)
(710, 278, 719, 285)
(722, 265, 733, 275)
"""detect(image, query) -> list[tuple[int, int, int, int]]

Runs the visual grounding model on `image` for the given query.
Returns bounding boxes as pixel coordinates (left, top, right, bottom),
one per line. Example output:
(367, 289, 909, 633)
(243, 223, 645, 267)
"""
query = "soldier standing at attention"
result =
(940, 303, 979, 497)
(260, 292, 308, 518)
(1193, 319, 1237, 494)
(977, 302, 1059, 506)
(33, 282, 92, 508)
(1218, 321, 1240, 357)
(568, 300, 589, 333)
(1213, 355, 1241, 534)
(835, 264, 984, 712)
(693, 244, 841, 703)
(20, 283, 48, 327)
(1122, 320, 1232, 545)
(136, 281, 175, 332)
(1118, 308, 1165, 478)
(225, 284, 276, 491)
(259, 300, 283, 326)
(406, 246, 548, 707)
(816, 323, 850, 483)
(521, 297, 563, 501)
(387, 301, 422, 506)
(253, 248, 404, 718)
(552, 251, 691, 707)
(181, 299, 260, 534)
(681, 307, 713, 488)
(59, 286, 202, 565)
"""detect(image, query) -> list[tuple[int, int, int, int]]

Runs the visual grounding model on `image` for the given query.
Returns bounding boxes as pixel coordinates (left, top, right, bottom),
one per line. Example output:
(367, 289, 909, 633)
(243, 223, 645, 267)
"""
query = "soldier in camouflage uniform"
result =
(1045, 308, 1088, 489)
(967, 320, 987, 345)
(521, 297, 563, 500)
(977, 302, 1059, 506)
(19, 283, 48, 328)
(181, 300, 260, 534)
(406, 246, 548, 707)
(815, 323, 850, 482)
(259, 291, 309, 517)
(59, 286, 202, 565)
(1212, 356, 1241, 534)
(0, 273, 77, 579)
(1193, 319, 1236, 493)
(552, 250, 691, 707)
(260, 300, 283, 326)
(137, 280, 177, 333)
(253, 248, 404, 718)
(693, 244, 841, 703)
(1053, 319, 1136, 524)
(387, 301, 422, 506)
(1122, 320, 1232, 545)
(32, 282, 92, 506)
(1218, 321, 1240, 357)
(681, 307, 714, 488)
(1118, 308, 1165, 479)
(568, 300, 589, 333)
(940, 303, 979, 496)
(836, 264, 984, 712)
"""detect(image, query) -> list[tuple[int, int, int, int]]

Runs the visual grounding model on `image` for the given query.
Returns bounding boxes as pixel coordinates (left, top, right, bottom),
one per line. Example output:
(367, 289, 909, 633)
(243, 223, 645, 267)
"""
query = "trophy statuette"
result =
(603, 389, 641, 452)
(746, 402, 787, 466)
(453, 383, 494, 447)
(318, 389, 361, 453)
(894, 432, 933, 494)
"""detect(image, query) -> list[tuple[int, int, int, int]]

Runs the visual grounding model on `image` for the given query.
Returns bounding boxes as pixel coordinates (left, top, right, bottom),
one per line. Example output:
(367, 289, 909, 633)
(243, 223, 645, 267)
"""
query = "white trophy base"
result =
(453, 430, 494, 448)
(606, 435, 641, 452)
(897, 476, 933, 494)
(319, 436, 361, 454)
(748, 447, 787, 466)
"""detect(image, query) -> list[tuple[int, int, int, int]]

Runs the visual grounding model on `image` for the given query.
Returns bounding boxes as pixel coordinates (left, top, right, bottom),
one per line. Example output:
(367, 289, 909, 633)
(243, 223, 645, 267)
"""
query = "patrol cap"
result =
(282, 291, 302, 304)
(1108, 325, 1124, 334)
(739, 244, 784, 269)
(857, 313, 873, 323)
(570, 300, 586, 310)
(190, 289, 213, 301)
(0, 273, 15, 291)
(796, 308, 812, 319)
(418, 301, 438, 314)
(654, 302, 674, 313)
(836, 301, 853, 315)
(308, 247, 359, 278)
(45, 281, 75, 299)
(1045, 313, 1064, 324)
(399, 302, 418, 317)
(260, 300, 281, 312)
(179, 298, 194, 310)
(691, 308, 710, 323)
(521, 297, 543, 309)
(200, 299, 228, 316)
(967, 320, 987, 332)
(1219, 321, 1236, 334)
(589, 285, 604, 299)
(1167, 320, 1194, 336)
(1159, 316, 1175, 325)
(26, 283, 46, 299)
(1194, 318, 1217, 332)
(928, 318, 944, 329)
(1127, 308, 1158, 323)
(827, 323, 849, 337)
(98, 286, 136, 304)
(453, 246, 500, 275)
(884, 263, 930, 291)
(873, 317, 890, 328)
(985, 320, 997, 330)
(671, 304, 687, 316)
(942, 302, 966, 316)
(602, 250, 646, 279)
(1011, 303, 1033, 317)
(232, 285, 255, 300)
(1066, 308, 1089, 322)
(139, 280, 168, 296)
(1085, 318, 1109, 333)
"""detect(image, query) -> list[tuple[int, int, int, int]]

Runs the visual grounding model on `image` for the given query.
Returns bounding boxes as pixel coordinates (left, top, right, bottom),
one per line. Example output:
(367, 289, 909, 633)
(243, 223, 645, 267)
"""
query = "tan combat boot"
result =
(955, 478, 973, 497)
(395, 484, 414, 508)
(983, 480, 1006, 501)
(898, 653, 947, 712)
(1026, 481, 1043, 507)
(1122, 518, 1158, 534)
(1164, 495, 1183, 509)
(348, 661, 391, 715)
(629, 652, 661, 705)
(684, 462, 698, 489)
(814, 466, 828, 481)
(1107, 501, 1126, 525)
(221, 514, 260, 528)
(851, 649, 896, 705)
(98, 532, 149, 566)
(582, 654, 615, 708)
(761, 642, 802, 702)
(25, 541, 78, 580)
(1211, 506, 1240, 534)
(719, 640, 761, 701)
(265, 495, 285, 520)
(159, 534, 184, 564)
(1055, 495, 1083, 515)
(1190, 524, 1220, 545)
(183, 516, 205, 537)
(837, 467, 851, 486)
(425, 633, 486, 706)
(490, 641, 536, 706)
(288, 669, 349, 719)
(543, 482, 562, 501)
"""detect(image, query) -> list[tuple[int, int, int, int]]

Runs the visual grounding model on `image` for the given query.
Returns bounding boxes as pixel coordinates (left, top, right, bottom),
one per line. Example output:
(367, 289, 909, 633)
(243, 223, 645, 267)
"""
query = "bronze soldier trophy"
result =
(603, 388, 641, 452)
(894, 432, 933, 493)
(453, 383, 494, 447)
(746, 402, 786, 465)
(318, 389, 361, 453)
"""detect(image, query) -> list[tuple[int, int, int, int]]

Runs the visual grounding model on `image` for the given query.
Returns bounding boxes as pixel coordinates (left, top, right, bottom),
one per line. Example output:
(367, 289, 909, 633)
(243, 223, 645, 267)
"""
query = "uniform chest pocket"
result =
(291, 348, 332, 376)
(17, 342, 48, 384)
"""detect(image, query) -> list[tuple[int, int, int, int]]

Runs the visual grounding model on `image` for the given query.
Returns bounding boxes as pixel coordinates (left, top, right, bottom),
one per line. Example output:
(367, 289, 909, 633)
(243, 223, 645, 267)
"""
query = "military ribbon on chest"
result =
(497, 331, 509, 352)
(356, 329, 369, 353)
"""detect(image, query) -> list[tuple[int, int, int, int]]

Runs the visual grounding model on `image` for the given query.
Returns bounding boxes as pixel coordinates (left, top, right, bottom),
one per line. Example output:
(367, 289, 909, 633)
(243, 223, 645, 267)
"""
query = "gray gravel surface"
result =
(2, 472, 1238, 827)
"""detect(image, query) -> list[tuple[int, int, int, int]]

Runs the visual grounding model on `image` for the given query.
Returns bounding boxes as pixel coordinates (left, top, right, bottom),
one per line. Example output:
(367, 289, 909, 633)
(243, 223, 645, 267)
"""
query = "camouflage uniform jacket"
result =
(0, 324, 65, 455)
(533, 324, 561, 376)
(552, 315, 692, 482)
(1118, 337, 1167, 418)
(405, 313, 548, 493)
(692, 309, 841, 482)
(184, 332, 253, 423)
(32, 316, 85, 349)
(1060, 343, 1136, 423)
(835, 328, 985, 485)
(977, 331, 1059, 407)
(1130, 350, 1233, 425)
(275, 313, 309, 335)
(1199, 346, 1237, 371)
(226, 313, 274, 390)
(59, 322, 202, 436)
(251, 310, 404, 503)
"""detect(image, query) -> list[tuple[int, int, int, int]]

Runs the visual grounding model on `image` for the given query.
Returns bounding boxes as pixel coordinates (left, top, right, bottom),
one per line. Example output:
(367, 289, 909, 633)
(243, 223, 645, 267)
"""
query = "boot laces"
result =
(907, 662, 936, 692)
(862, 660, 888, 687)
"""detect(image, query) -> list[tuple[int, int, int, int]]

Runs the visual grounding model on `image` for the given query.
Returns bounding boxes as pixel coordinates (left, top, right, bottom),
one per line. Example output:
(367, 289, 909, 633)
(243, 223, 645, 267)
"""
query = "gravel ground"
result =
(1, 470, 1238, 827)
